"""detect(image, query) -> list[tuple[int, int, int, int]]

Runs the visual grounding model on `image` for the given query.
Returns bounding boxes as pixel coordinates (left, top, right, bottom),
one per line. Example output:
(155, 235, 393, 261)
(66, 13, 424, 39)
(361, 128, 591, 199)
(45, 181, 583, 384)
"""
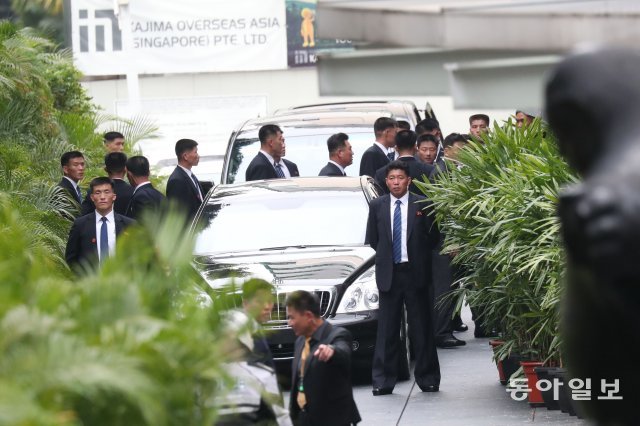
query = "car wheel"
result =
(398, 304, 411, 381)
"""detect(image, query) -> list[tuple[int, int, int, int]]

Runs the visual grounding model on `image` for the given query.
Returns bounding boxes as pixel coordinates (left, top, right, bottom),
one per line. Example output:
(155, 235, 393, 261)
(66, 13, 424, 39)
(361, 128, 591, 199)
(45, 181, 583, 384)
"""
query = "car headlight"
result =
(337, 266, 379, 313)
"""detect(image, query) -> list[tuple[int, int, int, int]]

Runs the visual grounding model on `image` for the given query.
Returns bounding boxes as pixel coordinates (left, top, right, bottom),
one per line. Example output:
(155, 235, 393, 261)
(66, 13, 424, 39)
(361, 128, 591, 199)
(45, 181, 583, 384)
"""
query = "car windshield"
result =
(225, 130, 374, 184)
(193, 189, 369, 254)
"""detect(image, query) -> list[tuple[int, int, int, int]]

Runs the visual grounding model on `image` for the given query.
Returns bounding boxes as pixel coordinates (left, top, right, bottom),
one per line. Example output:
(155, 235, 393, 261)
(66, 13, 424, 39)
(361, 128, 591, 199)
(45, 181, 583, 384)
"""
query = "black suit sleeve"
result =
(65, 218, 83, 266)
(246, 162, 275, 181)
(365, 199, 379, 250)
(166, 174, 198, 215)
(327, 327, 352, 372)
(81, 189, 95, 216)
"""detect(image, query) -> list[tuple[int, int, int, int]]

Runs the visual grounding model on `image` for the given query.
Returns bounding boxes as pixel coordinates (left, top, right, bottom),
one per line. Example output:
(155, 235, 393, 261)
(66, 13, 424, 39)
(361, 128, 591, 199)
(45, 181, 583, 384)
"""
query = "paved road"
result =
(286, 306, 589, 425)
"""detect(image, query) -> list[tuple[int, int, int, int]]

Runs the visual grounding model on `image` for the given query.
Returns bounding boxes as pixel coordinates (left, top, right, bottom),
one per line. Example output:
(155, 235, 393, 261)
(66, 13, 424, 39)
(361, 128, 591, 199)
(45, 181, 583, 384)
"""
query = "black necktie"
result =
(190, 173, 202, 201)
(274, 163, 286, 178)
(387, 152, 395, 162)
(75, 185, 82, 203)
(100, 216, 108, 263)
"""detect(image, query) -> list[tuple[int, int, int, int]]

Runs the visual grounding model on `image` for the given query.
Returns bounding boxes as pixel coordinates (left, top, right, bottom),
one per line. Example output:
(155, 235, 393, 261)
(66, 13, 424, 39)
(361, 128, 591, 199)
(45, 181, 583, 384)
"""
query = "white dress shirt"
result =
(95, 209, 116, 260)
(389, 192, 409, 262)
(260, 150, 291, 178)
(178, 164, 203, 200)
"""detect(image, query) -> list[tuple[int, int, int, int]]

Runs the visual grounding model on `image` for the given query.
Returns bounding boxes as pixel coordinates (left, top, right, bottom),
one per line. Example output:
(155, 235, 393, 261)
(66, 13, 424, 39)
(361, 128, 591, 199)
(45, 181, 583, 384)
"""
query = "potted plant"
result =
(417, 119, 574, 406)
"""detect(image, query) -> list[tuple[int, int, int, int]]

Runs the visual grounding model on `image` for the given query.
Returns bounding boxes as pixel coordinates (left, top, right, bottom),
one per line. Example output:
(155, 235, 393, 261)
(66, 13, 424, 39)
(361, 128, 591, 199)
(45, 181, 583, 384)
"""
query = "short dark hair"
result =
(175, 138, 198, 160)
(327, 132, 349, 154)
(258, 124, 282, 144)
(285, 290, 320, 317)
(242, 278, 274, 301)
(374, 117, 397, 136)
(126, 155, 150, 177)
(415, 118, 440, 136)
(469, 114, 490, 125)
(443, 133, 468, 148)
(61, 151, 84, 167)
(385, 160, 410, 177)
(395, 130, 417, 151)
(417, 133, 439, 148)
(396, 120, 411, 131)
(89, 176, 114, 191)
(104, 152, 127, 174)
(104, 131, 124, 143)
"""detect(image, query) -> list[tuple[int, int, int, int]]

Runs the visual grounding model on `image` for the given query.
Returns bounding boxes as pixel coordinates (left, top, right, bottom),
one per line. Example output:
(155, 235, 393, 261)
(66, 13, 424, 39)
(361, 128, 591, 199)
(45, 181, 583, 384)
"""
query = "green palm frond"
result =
(421, 119, 575, 362)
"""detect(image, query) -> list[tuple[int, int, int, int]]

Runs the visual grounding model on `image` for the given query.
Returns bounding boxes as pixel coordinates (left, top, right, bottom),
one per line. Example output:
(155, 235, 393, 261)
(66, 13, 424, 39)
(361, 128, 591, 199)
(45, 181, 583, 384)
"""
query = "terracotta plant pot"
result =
(489, 340, 507, 385)
(534, 366, 561, 410)
(521, 361, 545, 407)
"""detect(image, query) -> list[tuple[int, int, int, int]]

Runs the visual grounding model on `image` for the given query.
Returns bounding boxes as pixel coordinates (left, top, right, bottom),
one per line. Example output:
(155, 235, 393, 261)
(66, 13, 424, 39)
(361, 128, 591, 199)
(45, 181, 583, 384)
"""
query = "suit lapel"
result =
(177, 166, 198, 198)
(407, 194, 417, 240)
(259, 152, 278, 178)
(85, 214, 98, 257)
(382, 196, 392, 244)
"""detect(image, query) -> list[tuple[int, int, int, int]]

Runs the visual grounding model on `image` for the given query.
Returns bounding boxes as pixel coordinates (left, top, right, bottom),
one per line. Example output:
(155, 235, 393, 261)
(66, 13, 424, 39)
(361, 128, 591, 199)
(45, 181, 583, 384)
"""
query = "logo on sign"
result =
(77, 8, 122, 52)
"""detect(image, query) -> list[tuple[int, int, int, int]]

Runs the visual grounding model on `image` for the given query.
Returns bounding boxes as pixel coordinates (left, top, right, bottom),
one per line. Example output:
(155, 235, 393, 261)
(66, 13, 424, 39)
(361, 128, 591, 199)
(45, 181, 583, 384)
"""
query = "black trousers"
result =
(432, 250, 456, 340)
(372, 265, 441, 390)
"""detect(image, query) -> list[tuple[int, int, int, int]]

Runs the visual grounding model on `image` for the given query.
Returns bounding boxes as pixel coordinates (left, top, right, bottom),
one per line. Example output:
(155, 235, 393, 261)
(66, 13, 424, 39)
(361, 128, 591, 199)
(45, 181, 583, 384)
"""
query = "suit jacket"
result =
(125, 183, 165, 220)
(374, 156, 435, 195)
(365, 193, 438, 292)
(289, 321, 360, 426)
(81, 178, 134, 216)
(318, 162, 345, 177)
(65, 211, 135, 269)
(359, 144, 390, 178)
(246, 152, 300, 181)
(166, 166, 203, 219)
(58, 177, 82, 204)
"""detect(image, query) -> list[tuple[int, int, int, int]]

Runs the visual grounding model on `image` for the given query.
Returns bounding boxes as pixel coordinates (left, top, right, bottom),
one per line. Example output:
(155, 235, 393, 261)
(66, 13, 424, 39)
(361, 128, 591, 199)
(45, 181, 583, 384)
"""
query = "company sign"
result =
(71, 0, 288, 75)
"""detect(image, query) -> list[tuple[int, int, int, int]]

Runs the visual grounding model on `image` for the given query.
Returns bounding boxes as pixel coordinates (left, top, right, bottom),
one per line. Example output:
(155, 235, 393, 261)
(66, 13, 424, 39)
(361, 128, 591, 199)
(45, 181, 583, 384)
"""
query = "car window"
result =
(194, 190, 368, 254)
(225, 131, 374, 184)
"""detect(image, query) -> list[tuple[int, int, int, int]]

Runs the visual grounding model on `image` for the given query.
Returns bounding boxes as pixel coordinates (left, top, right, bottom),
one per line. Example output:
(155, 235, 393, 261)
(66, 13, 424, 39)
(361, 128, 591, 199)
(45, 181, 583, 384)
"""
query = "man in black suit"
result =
(359, 117, 398, 178)
(81, 152, 133, 216)
(374, 130, 434, 194)
(58, 151, 85, 207)
(65, 177, 135, 271)
(287, 290, 360, 426)
(125, 155, 165, 220)
(246, 124, 300, 181)
(166, 138, 204, 220)
(318, 132, 353, 176)
(366, 161, 441, 395)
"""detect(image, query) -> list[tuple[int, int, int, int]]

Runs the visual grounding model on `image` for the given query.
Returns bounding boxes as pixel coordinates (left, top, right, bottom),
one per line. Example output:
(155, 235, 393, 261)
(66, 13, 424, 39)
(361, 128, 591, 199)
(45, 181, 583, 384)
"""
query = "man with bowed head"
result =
(287, 290, 360, 426)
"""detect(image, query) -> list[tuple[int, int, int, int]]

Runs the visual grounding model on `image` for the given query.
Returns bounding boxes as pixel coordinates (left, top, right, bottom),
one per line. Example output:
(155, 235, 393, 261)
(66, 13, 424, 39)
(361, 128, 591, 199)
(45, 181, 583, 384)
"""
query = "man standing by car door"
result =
(366, 161, 441, 395)
(246, 124, 300, 181)
(166, 138, 204, 221)
(287, 290, 360, 426)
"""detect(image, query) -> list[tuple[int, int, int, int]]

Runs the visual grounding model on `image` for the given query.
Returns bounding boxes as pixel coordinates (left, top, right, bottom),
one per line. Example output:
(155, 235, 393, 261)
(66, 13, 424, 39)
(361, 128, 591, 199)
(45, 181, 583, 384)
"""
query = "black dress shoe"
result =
(436, 336, 466, 348)
(372, 387, 393, 396)
(453, 323, 469, 332)
(420, 385, 439, 392)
